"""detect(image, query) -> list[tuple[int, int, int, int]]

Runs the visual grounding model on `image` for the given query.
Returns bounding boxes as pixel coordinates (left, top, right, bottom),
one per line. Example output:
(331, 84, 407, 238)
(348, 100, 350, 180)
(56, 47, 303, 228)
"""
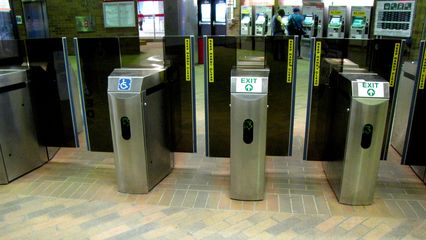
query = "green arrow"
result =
(367, 88, 375, 96)
(245, 84, 253, 91)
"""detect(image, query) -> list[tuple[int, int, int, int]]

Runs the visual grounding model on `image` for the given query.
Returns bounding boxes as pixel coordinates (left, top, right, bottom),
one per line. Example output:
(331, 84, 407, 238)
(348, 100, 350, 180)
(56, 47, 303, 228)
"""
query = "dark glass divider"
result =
(26, 37, 79, 148)
(164, 36, 197, 153)
(402, 41, 426, 166)
(74, 37, 121, 152)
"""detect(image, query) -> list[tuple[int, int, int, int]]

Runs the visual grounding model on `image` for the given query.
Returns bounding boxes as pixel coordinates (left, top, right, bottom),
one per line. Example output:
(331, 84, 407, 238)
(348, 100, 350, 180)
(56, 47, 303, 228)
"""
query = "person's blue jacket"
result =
(287, 13, 305, 35)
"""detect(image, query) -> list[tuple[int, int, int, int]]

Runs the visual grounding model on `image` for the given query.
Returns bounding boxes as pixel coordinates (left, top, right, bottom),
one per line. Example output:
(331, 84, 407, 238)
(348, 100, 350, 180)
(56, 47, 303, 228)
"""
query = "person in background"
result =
(271, 9, 285, 36)
(287, 7, 305, 59)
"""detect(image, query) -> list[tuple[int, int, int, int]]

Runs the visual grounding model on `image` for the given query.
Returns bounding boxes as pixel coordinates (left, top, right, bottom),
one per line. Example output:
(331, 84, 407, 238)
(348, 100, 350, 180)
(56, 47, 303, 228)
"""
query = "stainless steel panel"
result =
(0, 70, 46, 184)
(143, 90, 171, 188)
(327, 97, 389, 205)
(230, 93, 267, 200)
(0, 145, 7, 183)
(230, 68, 269, 201)
(108, 68, 171, 194)
(391, 62, 417, 155)
(108, 91, 149, 193)
(0, 70, 26, 88)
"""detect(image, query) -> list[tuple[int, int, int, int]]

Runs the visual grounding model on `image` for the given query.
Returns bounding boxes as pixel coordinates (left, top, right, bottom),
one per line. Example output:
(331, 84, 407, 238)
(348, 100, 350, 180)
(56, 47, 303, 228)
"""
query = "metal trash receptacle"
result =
(230, 67, 269, 201)
(323, 73, 389, 205)
(108, 68, 172, 194)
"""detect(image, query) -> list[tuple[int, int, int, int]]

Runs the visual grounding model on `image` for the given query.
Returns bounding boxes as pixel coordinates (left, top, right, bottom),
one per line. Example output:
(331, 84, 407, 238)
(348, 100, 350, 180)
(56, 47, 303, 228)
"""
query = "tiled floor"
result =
(1, 61, 426, 239)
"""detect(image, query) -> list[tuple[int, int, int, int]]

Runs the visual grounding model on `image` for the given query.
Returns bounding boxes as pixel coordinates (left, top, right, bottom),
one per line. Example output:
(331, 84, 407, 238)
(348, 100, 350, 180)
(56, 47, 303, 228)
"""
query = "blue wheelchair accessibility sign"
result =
(118, 78, 132, 91)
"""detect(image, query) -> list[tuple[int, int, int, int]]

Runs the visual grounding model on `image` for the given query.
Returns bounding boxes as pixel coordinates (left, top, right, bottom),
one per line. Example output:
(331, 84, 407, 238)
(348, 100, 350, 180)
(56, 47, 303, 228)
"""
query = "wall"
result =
(11, 0, 138, 39)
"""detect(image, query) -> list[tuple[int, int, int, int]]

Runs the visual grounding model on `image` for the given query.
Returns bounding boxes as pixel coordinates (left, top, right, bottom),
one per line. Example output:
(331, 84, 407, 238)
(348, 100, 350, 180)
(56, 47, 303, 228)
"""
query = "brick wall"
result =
(11, 0, 138, 39)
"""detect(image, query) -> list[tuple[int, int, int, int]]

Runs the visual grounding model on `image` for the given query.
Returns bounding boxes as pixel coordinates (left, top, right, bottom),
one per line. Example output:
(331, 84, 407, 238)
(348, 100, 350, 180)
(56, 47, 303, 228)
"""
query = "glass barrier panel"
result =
(26, 38, 79, 147)
(205, 36, 237, 157)
(75, 37, 121, 152)
(164, 36, 196, 152)
(305, 38, 346, 161)
(264, 36, 295, 156)
(402, 41, 426, 166)
(119, 36, 164, 68)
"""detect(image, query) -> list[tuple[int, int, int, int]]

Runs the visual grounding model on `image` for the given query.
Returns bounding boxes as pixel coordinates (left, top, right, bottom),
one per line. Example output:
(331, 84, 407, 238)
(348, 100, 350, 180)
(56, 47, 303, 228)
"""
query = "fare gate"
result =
(204, 36, 297, 157)
(304, 38, 405, 161)
(74, 36, 197, 153)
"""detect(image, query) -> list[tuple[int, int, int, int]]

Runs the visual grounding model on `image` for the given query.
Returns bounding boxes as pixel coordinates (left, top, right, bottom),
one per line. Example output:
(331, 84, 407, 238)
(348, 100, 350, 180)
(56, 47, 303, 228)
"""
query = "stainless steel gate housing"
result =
(108, 68, 172, 194)
(230, 67, 269, 201)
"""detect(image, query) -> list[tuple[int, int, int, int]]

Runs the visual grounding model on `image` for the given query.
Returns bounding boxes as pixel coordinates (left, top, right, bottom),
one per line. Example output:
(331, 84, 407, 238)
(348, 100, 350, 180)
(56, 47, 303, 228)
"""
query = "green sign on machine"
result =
(357, 81, 384, 98)
(235, 77, 262, 93)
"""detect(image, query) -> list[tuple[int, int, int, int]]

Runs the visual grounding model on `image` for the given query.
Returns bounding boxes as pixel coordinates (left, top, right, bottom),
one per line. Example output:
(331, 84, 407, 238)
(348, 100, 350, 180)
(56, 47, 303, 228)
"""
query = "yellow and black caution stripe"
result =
(185, 38, 191, 82)
(389, 43, 401, 87)
(287, 39, 294, 83)
(208, 38, 214, 83)
(313, 41, 321, 87)
(419, 46, 426, 90)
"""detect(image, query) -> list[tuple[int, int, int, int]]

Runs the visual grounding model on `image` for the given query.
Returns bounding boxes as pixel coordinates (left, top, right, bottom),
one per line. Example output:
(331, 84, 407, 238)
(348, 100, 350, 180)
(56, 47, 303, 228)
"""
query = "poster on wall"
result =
(240, 0, 274, 6)
(103, 1, 136, 28)
(373, 0, 415, 38)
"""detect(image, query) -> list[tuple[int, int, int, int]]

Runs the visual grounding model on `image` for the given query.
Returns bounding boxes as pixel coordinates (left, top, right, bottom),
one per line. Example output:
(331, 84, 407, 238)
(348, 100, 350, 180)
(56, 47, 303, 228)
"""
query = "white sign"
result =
(235, 77, 263, 93)
(103, 2, 136, 28)
(0, 0, 11, 12)
(357, 81, 385, 98)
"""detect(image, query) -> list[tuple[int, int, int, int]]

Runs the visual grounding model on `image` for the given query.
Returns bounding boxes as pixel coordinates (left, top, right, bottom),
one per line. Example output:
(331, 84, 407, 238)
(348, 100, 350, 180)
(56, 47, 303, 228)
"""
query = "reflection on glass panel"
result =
(76, 38, 121, 152)
(137, 0, 165, 38)
(0, 40, 26, 67)
(26, 38, 78, 147)
(138, 15, 165, 38)
(119, 36, 164, 68)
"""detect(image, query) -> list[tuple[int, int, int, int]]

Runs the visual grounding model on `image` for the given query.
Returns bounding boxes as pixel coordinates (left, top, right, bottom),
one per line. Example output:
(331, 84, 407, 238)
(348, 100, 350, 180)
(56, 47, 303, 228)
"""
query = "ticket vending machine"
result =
(254, 6, 272, 36)
(199, 0, 212, 35)
(327, 6, 346, 38)
(303, 15, 315, 36)
(255, 13, 267, 36)
(350, 6, 371, 39)
(240, 6, 252, 35)
(302, 4, 324, 37)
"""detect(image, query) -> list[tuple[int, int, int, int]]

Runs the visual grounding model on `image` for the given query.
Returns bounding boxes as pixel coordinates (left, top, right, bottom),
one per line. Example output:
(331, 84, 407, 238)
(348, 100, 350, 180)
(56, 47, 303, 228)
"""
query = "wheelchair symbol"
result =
(118, 78, 131, 91)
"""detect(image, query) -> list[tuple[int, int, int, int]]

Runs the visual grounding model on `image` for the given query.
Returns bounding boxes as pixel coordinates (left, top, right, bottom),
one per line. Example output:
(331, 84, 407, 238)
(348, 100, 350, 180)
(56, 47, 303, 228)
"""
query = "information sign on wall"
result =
(373, 0, 415, 38)
(103, 1, 136, 28)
